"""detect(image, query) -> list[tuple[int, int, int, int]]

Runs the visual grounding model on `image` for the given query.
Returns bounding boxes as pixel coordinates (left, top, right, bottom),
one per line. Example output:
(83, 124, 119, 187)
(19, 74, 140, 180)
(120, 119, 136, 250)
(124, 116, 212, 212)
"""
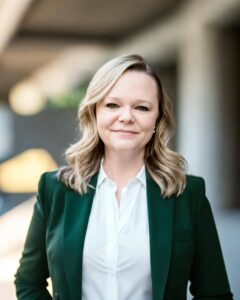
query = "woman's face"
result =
(96, 70, 159, 156)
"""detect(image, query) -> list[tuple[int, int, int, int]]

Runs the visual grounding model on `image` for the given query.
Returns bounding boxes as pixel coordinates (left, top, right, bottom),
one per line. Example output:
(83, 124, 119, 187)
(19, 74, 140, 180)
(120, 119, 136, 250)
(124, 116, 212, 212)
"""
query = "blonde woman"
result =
(15, 54, 233, 300)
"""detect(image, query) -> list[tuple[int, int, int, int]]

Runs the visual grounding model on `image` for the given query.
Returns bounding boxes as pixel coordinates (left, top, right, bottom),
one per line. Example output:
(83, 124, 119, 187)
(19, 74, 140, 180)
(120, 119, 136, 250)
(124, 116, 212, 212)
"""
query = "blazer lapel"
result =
(146, 173, 174, 300)
(62, 174, 98, 300)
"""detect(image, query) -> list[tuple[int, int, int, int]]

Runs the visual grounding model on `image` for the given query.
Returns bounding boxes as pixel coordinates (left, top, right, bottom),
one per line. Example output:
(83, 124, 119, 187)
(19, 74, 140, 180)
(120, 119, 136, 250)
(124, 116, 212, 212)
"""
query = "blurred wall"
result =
(10, 109, 78, 166)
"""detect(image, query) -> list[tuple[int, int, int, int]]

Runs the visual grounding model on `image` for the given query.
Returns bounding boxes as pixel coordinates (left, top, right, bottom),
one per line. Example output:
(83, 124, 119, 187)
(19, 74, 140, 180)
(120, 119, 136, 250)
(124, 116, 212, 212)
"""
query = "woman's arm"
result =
(189, 178, 233, 300)
(15, 175, 52, 300)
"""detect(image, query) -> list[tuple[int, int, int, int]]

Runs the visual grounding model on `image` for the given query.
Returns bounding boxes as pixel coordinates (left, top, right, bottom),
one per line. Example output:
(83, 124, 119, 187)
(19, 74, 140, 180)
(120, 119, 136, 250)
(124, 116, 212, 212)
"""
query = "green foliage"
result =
(47, 86, 87, 109)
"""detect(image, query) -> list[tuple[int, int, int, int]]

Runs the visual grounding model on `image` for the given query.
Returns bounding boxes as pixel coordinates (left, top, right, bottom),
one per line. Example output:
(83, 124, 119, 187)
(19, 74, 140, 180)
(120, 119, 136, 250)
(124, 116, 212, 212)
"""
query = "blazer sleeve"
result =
(189, 177, 233, 299)
(14, 174, 52, 300)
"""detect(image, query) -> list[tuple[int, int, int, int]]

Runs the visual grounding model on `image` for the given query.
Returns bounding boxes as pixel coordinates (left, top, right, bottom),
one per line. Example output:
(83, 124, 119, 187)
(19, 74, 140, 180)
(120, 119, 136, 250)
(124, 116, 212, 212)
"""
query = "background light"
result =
(9, 81, 46, 115)
(0, 148, 57, 193)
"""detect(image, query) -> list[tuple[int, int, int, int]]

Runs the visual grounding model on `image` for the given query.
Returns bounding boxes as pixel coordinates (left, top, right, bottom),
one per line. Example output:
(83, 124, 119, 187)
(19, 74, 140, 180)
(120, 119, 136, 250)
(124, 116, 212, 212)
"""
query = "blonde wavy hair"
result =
(59, 54, 187, 197)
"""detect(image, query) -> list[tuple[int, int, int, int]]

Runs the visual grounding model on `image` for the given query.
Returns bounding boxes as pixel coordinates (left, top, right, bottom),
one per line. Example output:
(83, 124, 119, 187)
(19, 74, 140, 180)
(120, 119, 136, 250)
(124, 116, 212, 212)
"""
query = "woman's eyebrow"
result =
(106, 97, 152, 105)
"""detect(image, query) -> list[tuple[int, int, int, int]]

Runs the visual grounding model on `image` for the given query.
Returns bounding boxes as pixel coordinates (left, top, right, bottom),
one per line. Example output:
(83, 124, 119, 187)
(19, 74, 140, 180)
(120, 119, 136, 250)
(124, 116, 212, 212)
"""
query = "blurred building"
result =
(0, 0, 239, 299)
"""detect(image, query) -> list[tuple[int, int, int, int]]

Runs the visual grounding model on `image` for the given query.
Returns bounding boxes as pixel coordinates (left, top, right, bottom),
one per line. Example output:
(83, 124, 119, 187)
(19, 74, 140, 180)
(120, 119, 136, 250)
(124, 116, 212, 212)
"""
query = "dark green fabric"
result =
(15, 171, 233, 300)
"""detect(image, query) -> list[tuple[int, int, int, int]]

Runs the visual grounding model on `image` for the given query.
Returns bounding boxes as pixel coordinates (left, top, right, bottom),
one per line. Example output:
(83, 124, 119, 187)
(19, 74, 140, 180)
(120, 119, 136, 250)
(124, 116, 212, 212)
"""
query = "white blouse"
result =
(82, 164, 152, 300)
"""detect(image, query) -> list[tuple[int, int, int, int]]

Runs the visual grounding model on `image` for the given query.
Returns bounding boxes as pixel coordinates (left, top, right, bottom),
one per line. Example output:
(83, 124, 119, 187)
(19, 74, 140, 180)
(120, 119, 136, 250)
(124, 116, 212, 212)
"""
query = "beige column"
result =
(177, 27, 222, 207)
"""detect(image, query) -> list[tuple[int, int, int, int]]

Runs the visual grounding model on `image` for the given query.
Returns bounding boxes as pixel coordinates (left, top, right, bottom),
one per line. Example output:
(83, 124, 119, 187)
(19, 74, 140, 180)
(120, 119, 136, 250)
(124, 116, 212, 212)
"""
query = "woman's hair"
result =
(59, 54, 187, 197)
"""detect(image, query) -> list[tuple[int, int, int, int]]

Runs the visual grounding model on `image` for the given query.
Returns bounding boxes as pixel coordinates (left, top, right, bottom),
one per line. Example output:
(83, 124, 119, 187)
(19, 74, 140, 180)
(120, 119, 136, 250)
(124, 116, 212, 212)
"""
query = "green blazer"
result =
(15, 171, 233, 300)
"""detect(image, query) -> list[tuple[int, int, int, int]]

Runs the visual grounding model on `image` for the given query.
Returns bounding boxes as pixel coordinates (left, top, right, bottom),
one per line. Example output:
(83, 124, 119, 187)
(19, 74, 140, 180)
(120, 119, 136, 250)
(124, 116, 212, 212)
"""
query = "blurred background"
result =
(0, 0, 239, 299)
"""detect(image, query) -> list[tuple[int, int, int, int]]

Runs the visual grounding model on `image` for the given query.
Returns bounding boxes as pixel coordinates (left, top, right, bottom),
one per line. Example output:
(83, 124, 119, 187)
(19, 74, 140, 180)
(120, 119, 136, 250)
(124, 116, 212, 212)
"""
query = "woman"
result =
(15, 54, 233, 300)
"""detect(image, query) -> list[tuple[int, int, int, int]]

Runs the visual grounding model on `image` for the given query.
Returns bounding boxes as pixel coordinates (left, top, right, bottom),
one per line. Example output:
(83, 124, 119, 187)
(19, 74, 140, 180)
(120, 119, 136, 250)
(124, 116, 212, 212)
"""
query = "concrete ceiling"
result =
(20, 0, 181, 40)
(0, 0, 183, 100)
(3, 0, 240, 104)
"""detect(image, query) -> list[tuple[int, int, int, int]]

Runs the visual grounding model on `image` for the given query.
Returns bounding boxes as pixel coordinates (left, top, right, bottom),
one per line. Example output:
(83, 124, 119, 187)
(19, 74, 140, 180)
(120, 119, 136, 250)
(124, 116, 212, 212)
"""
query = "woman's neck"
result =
(102, 151, 144, 189)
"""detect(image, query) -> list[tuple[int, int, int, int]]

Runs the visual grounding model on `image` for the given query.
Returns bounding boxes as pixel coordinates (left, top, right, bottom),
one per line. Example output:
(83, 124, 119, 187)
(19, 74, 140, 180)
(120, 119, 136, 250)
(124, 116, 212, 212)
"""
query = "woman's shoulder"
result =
(37, 168, 69, 199)
(38, 169, 61, 187)
(176, 174, 208, 215)
(36, 168, 69, 214)
(179, 174, 206, 201)
(185, 174, 205, 191)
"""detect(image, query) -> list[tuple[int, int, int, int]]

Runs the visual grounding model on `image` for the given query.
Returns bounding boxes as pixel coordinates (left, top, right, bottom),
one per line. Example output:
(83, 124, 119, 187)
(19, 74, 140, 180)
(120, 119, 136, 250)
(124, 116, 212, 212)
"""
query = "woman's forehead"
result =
(106, 71, 158, 99)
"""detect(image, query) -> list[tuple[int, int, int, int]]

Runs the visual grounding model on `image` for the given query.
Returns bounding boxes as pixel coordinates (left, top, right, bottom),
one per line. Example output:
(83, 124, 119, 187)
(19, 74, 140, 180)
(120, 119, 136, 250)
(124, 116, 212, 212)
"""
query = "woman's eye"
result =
(106, 103, 119, 109)
(136, 106, 149, 111)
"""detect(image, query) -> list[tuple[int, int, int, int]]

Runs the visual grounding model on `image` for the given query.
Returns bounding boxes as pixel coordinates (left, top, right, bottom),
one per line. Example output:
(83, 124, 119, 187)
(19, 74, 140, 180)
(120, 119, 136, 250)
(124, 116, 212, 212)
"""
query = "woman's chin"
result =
(106, 143, 144, 154)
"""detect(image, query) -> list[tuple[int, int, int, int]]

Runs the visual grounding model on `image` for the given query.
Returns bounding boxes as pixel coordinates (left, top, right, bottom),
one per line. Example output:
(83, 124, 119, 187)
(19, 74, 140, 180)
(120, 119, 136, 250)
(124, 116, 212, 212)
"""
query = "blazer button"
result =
(54, 292, 59, 299)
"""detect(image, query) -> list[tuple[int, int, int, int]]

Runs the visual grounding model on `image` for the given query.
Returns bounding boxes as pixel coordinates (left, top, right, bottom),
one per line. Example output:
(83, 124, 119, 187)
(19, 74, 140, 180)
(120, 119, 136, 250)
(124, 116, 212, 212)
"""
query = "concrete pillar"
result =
(0, 105, 13, 160)
(177, 27, 222, 207)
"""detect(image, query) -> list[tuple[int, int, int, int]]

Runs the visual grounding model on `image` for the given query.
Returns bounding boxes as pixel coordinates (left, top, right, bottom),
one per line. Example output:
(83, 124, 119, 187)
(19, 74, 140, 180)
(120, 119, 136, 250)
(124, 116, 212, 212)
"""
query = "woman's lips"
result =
(112, 129, 138, 134)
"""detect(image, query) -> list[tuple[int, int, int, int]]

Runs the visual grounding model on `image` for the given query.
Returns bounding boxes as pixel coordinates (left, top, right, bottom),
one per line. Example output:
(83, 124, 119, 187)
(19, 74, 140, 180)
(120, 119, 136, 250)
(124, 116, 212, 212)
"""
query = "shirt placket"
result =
(105, 182, 119, 300)
(118, 184, 137, 234)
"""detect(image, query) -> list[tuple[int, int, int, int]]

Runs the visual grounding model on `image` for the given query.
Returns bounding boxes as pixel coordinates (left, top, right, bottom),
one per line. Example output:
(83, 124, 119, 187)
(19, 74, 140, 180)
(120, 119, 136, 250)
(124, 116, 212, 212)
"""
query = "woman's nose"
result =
(118, 108, 135, 123)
